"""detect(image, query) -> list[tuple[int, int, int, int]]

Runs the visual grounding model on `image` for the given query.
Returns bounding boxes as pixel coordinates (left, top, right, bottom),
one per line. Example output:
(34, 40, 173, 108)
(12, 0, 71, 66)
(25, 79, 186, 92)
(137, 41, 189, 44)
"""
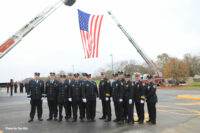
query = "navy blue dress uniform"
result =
(80, 73, 88, 119)
(111, 73, 124, 123)
(45, 72, 59, 121)
(65, 73, 74, 119)
(122, 74, 134, 124)
(99, 72, 112, 121)
(145, 75, 158, 125)
(70, 73, 84, 122)
(57, 74, 70, 122)
(134, 79, 145, 124)
(27, 73, 44, 122)
(82, 74, 99, 122)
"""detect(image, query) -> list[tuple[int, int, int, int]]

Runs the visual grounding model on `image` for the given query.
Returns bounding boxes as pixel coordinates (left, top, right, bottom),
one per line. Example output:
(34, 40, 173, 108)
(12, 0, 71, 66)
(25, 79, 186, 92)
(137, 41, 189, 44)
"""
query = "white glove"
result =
(42, 97, 46, 101)
(82, 98, 87, 103)
(140, 99, 144, 104)
(105, 97, 109, 101)
(68, 98, 72, 102)
(119, 99, 123, 102)
(110, 97, 113, 101)
(96, 97, 99, 101)
(129, 99, 132, 104)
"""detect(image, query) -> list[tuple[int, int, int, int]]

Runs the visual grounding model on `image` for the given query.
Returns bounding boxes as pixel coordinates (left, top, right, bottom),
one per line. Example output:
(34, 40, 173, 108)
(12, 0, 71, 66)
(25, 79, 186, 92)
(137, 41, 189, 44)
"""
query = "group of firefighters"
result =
(27, 71, 157, 125)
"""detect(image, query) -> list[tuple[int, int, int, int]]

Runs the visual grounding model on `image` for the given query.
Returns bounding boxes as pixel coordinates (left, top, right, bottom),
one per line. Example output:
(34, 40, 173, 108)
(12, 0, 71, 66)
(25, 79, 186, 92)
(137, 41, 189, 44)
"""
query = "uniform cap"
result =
(118, 71, 123, 74)
(60, 74, 66, 78)
(112, 73, 118, 77)
(50, 72, 55, 76)
(34, 72, 40, 76)
(101, 72, 105, 75)
(87, 74, 91, 78)
(124, 73, 131, 78)
(74, 73, 80, 77)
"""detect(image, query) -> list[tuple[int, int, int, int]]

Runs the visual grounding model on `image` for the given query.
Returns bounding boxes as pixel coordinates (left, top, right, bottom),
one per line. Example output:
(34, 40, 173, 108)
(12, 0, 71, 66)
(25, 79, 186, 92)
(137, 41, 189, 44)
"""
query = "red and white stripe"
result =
(80, 15, 103, 58)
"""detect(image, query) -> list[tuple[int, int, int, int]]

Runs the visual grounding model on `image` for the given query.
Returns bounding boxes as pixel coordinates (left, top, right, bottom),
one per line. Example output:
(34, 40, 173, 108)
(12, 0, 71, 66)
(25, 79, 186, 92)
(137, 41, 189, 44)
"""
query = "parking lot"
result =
(0, 88, 200, 133)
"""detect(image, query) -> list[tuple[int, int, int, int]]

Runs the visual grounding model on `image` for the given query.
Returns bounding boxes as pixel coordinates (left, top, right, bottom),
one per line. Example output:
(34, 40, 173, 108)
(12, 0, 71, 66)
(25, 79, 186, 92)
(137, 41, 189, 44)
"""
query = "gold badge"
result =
(107, 80, 110, 83)
(132, 83, 134, 86)
(153, 85, 156, 88)
(142, 83, 145, 86)
(121, 82, 123, 86)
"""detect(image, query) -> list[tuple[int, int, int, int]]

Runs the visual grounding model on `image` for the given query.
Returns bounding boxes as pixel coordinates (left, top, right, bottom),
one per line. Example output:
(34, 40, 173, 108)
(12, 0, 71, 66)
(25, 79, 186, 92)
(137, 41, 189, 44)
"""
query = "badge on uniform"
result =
(137, 84, 139, 88)
(116, 84, 118, 86)
(102, 83, 104, 86)
(86, 84, 89, 87)
(153, 85, 156, 88)
(121, 82, 123, 86)
(132, 83, 134, 86)
(126, 85, 129, 87)
(65, 85, 68, 88)
(142, 83, 145, 86)
(107, 80, 110, 83)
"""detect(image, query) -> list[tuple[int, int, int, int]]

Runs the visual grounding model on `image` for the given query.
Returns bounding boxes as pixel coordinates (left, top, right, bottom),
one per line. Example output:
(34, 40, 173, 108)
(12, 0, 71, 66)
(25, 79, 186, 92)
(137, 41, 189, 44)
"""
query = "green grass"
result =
(183, 82, 200, 89)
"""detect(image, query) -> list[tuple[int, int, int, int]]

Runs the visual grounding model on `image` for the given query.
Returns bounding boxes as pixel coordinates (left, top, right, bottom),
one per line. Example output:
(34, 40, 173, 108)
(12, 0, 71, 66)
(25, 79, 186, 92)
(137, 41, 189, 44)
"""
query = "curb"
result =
(177, 95, 200, 100)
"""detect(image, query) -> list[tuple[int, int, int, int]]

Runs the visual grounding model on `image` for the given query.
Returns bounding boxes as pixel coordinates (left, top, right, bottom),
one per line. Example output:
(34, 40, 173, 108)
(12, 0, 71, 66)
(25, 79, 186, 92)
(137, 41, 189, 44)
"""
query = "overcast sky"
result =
(0, 0, 200, 82)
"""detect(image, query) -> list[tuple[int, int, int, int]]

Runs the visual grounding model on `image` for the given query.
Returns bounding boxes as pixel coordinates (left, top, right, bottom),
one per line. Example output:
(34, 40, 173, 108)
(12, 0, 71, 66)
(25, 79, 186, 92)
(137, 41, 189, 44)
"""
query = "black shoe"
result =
(58, 119, 62, 122)
(38, 118, 43, 121)
(135, 120, 140, 122)
(139, 121, 144, 124)
(105, 119, 111, 122)
(91, 119, 96, 122)
(28, 119, 33, 123)
(146, 120, 151, 123)
(149, 121, 156, 125)
(99, 117, 106, 120)
(80, 119, 84, 122)
(54, 118, 57, 121)
(113, 119, 119, 122)
(72, 119, 77, 122)
(47, 118, 52, 121)
(118, 120, 124, 124)
(128, 121, 134, 125)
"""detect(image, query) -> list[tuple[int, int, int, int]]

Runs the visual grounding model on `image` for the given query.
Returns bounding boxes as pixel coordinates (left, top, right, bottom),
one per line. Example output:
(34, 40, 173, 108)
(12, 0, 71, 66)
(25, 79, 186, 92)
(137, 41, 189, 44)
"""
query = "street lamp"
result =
(110, 54, 114, 73)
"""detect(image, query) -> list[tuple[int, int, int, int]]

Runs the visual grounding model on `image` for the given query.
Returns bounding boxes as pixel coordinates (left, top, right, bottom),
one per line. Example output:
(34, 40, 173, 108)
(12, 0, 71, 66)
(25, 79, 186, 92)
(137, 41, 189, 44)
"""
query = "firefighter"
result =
(99, 72, 112, 121)
(145, 75, 158, 125)
(134, 73, 145, 124)
(46, 72, 59, 121)
(118, 71, 125, 82)
(20, 82, 24, 93)
(81, 73, 88, 119)
(65, 73, 74, 120)
(27, 72, 45, 122)
(111, 73, 124, 124)
(83, 74, 99, 122)
(122, 73, 134, 124)
(70, 73, 84, 122)
(57, 74, 70, 122)
(14, 82, 18, 93)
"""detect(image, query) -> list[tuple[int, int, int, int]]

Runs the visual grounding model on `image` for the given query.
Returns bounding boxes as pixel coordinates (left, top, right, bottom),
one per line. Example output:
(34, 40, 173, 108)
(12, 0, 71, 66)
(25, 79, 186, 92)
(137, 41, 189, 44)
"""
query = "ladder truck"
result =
(108, 11, 165, 86)
(0, 0, 76, 59)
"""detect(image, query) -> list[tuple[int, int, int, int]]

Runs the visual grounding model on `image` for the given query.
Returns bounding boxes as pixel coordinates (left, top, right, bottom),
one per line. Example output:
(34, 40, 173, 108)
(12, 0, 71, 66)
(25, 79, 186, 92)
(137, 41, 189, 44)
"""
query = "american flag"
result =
(78, 9, 104, 58)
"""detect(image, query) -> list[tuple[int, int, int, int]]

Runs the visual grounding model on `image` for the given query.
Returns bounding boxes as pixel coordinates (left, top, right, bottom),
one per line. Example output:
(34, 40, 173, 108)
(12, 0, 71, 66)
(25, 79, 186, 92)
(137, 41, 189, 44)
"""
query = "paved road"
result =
(0, 88, 200, 133)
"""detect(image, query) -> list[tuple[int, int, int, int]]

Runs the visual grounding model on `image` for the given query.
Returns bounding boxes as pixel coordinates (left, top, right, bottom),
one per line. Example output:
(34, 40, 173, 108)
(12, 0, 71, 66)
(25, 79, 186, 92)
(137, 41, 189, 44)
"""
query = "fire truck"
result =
(108, 11, 165, 86)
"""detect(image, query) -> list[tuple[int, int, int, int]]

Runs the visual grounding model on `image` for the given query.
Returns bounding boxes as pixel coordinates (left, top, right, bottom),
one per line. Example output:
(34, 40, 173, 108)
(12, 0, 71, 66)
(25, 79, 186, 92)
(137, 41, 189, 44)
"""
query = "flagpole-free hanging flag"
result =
(78, 9, 104, 59)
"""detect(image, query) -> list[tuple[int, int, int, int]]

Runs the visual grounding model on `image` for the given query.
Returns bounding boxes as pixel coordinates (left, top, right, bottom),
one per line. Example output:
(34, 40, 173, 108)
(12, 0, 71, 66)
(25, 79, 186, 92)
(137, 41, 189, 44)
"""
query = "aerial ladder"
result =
(108, 11, 165, 85)
(0, 0, 76, 59)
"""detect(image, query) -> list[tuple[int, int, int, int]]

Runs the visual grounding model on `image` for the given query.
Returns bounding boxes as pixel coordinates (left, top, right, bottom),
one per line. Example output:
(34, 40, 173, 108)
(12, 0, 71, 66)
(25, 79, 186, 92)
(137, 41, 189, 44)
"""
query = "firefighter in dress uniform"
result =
(82, 74, 99, 122)
(46, 72, 59, 121)
(122, 73, 134, 124)
(98, 72, 112, 122)
(134, 73, 145, 124)
(111, 73, 124, 124)
(27, 72, 44, 122)
(145, 75, 158, 125)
